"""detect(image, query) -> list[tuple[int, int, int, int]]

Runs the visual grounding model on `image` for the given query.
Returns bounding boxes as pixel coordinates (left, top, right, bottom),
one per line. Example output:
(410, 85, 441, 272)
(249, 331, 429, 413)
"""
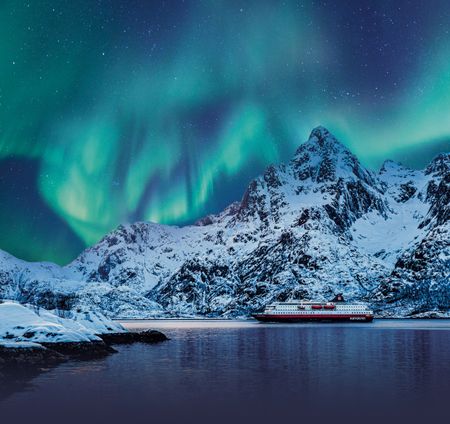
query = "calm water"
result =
(1, 320, 450, 424)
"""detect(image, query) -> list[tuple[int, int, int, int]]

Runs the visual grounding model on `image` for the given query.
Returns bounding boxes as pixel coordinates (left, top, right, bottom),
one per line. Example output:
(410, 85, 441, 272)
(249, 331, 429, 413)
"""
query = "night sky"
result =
(1, 0, 450, 264)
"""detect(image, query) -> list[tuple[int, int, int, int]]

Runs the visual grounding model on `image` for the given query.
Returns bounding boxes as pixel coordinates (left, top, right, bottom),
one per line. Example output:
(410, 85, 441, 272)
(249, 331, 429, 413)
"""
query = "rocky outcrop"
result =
(0, 343, 65, 368)
(99, 330, 169, 344)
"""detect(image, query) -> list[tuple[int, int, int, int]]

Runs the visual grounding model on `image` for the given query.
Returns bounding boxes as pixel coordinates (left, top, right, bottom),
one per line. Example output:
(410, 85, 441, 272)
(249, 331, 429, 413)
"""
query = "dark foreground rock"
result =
(1, 330, 168, 371)
(0, 344, 65, 368)
(0, 340, 115, 369)
(99, 330, 169, 345)
(40, 340, 117, 358)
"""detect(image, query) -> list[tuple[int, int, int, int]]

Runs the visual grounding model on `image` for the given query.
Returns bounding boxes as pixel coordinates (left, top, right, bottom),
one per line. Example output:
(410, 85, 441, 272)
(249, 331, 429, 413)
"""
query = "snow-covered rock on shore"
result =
(0, 301, 125, 348)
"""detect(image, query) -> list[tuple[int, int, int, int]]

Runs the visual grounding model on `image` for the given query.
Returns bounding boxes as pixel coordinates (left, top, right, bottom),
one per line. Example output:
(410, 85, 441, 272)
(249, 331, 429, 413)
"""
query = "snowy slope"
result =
(0, 127, 448, 317)
(372, 153, 450, 316)
(352, 160, 431, 266)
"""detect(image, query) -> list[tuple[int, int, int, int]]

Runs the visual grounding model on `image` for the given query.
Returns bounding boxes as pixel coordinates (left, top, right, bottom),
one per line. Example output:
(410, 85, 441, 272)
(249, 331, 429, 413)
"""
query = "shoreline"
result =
(115, 316, 450, 321)
(0, 329, 169, 370)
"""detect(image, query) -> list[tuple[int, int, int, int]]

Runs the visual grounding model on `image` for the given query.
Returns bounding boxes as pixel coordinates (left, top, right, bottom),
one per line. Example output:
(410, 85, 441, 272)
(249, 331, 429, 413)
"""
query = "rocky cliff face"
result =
(1, 127, 448, 317)
(372, 153, 450, 316)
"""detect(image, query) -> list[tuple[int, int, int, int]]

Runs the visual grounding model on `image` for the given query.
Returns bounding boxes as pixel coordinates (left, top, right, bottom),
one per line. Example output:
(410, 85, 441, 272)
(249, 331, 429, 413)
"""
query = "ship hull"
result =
(252, 313, 374, 323)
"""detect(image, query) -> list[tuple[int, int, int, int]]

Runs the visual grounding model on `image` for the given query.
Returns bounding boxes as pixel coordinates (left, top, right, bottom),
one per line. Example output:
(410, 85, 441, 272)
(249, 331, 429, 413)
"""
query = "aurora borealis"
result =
(1, 0, 450, 264)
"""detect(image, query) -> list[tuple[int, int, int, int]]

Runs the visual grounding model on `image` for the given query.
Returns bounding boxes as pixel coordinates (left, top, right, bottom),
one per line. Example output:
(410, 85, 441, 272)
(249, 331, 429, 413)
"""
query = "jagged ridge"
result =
(0, 128, 448, 318)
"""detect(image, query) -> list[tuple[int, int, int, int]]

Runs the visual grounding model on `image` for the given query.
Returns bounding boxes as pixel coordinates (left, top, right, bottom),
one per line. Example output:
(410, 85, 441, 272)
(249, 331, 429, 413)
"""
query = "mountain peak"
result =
(307, 126, 340, 148)
(425, 152, 450, 176)
(379, 159, 409, 174)
(291, 126, 375, 185)
(298, 126, 354, 159)
(309, 125, 332, 142)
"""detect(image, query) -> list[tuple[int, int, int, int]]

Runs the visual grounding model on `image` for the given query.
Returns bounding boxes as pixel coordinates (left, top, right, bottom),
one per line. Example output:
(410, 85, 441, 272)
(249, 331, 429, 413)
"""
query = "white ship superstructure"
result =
(252, 294, 374, 322)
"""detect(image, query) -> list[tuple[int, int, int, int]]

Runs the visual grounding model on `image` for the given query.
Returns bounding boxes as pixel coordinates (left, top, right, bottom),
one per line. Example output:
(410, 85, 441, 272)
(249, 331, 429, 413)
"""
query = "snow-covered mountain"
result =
(1, 127, 448, 317)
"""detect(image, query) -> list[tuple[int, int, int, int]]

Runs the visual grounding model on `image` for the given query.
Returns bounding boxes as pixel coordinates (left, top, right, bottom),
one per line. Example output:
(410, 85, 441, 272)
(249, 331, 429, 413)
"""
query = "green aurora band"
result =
(1, 0, 449, 263)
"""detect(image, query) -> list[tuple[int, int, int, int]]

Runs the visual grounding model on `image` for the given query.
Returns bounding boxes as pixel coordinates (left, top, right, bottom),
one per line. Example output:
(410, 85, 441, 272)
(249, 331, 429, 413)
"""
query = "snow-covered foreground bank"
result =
(0, 301, 125, 345)
(0, 301, 125, 364)
(0, 300, 169, 368)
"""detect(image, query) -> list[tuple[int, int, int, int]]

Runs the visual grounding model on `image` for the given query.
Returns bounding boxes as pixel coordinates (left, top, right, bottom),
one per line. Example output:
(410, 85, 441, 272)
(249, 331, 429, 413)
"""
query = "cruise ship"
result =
(252, 294, 374, 323)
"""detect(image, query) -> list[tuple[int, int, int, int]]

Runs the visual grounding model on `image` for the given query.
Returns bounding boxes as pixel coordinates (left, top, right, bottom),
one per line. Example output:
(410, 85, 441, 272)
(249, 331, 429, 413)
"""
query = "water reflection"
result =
(1, 321, 449, 424)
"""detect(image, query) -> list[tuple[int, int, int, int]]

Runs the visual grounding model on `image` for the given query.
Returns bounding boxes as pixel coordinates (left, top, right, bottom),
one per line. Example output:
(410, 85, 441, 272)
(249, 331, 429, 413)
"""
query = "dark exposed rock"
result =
(0, 345, 65, 368)
(18, 289, 77, 311)
(99, 330, 169, 345)
(425, 152, 450, 176)
(1, 331, 168, 370)
(297, 209, 310, 226)
(263, 165, 282, 188)
(421, 173, 449, 227)
(397, 181, 417, 202)
(39, 341, 117, 358)
(323, 204, 347, 232)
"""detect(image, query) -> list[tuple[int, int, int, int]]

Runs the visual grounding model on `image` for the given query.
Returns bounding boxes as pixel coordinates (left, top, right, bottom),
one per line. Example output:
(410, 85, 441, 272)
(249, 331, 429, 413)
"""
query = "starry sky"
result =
(1, 0, 450, 264)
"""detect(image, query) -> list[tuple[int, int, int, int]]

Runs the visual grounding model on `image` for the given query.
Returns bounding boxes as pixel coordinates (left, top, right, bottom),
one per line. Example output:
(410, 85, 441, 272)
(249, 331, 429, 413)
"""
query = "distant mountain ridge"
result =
(1, 127, 449, 318)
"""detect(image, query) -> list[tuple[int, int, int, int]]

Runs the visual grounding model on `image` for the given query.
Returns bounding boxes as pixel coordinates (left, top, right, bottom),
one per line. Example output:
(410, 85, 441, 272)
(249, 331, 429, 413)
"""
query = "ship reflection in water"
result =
(1, 320, 450, 424)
